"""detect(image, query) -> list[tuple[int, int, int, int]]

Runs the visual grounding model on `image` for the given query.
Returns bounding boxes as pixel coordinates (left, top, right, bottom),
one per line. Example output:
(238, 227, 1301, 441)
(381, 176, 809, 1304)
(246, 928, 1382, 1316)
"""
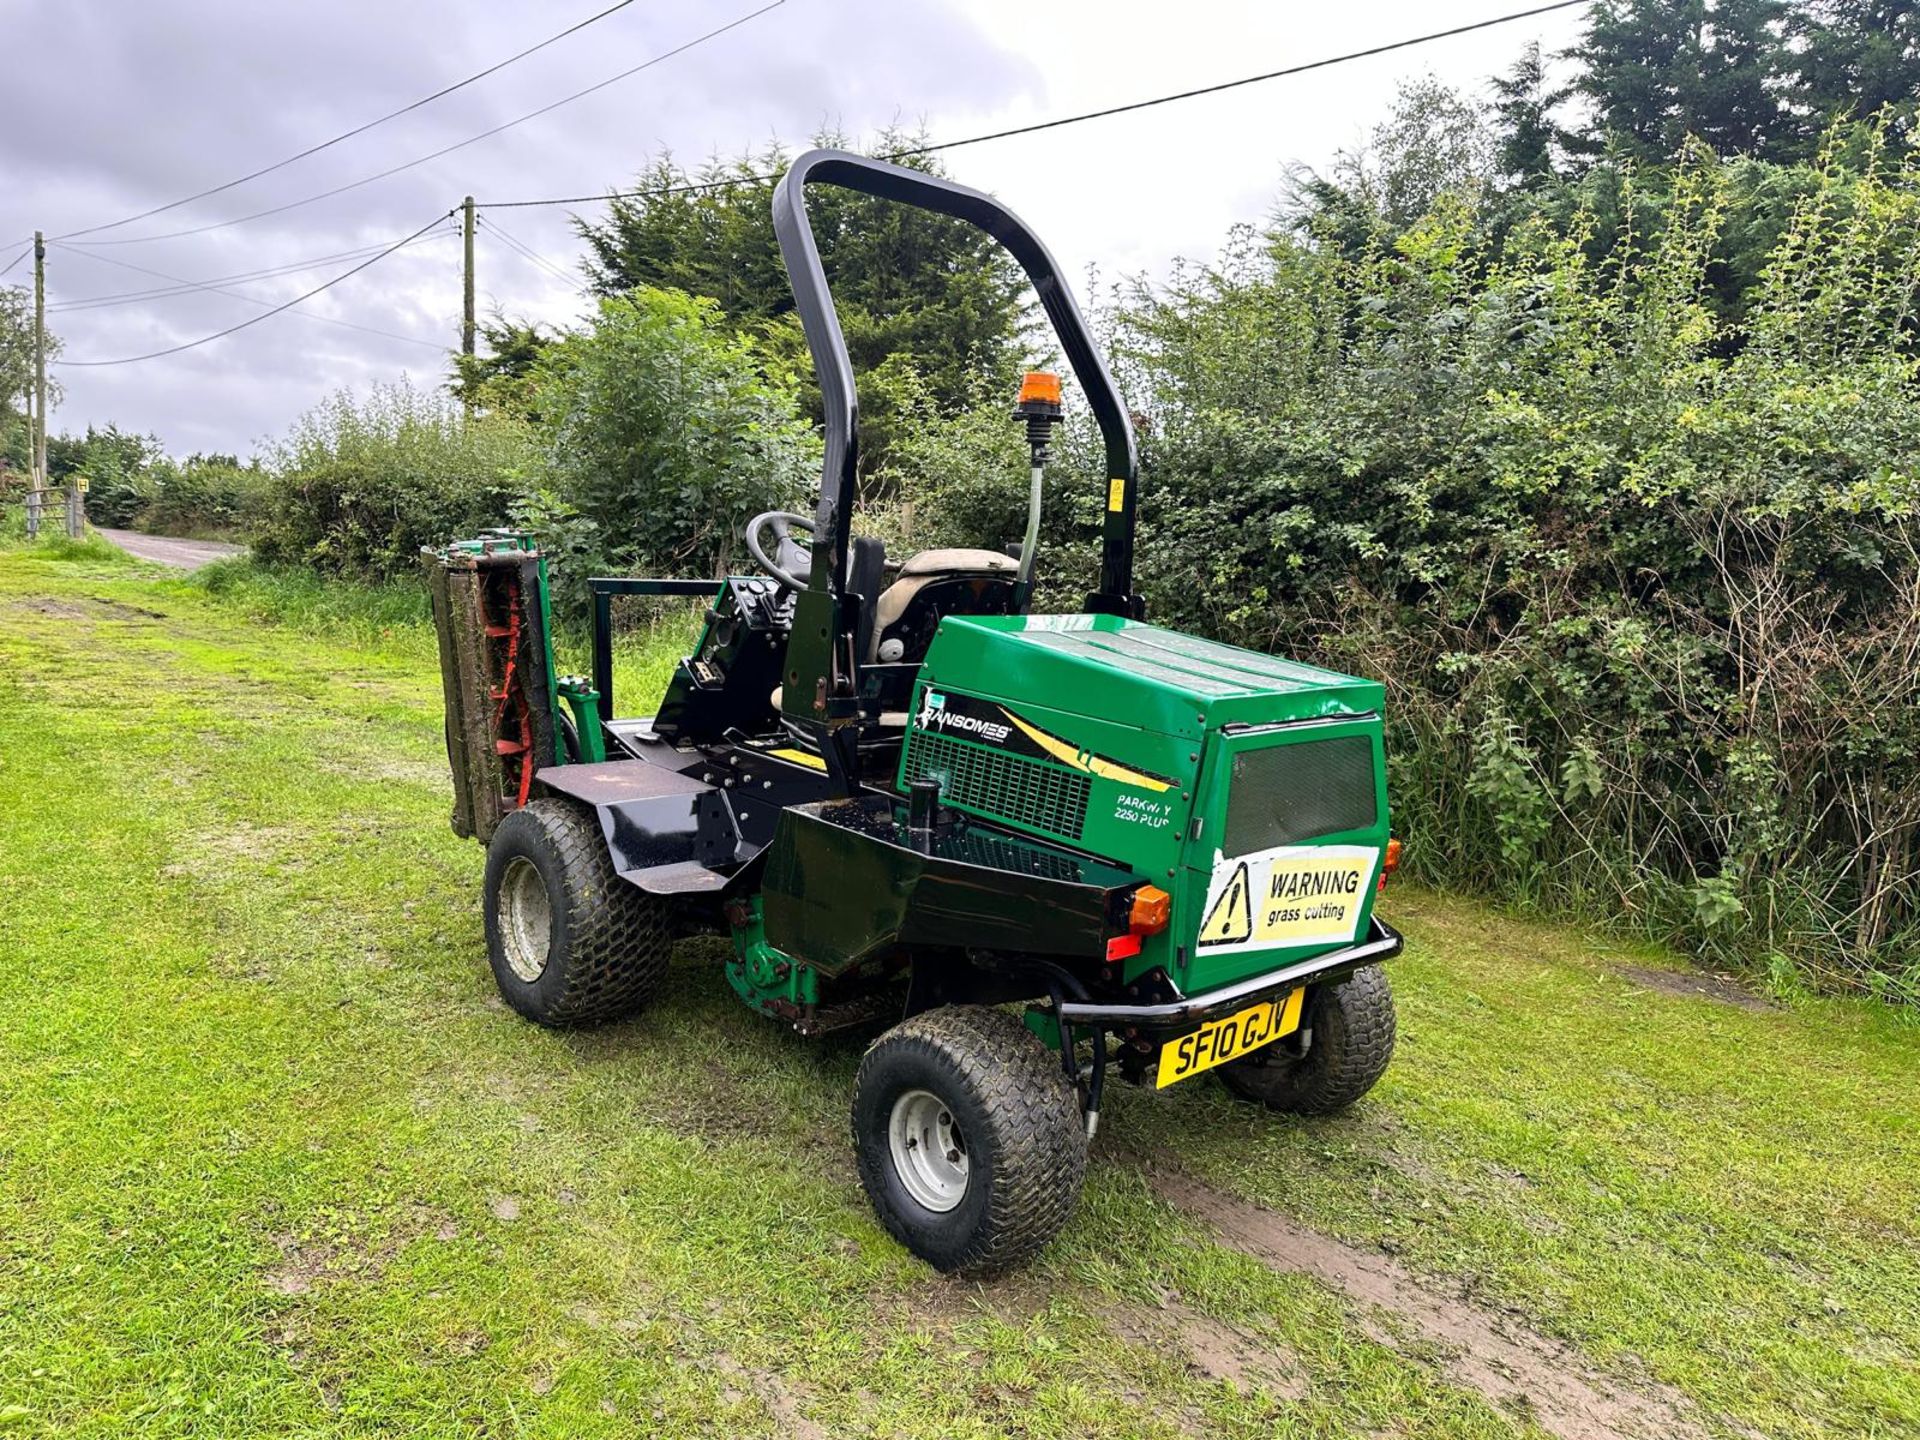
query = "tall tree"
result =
(1787, 1, 1920, 152)
(574, 129, 1029, 422)
(1569, 0, 1793, 160)
(1489, 42, 1576, 187)
(1, 288, 37, 419)
(1371, 77, 1498, 227)
(1279, 76, 1496, 252)
(450, 315, 554, 419)
(1697, 0, 1792, 154)
(0, 285, 57, 475)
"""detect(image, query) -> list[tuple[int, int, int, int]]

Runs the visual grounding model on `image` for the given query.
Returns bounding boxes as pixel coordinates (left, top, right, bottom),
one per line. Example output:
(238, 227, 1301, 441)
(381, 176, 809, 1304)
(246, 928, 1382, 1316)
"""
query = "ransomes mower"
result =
(425, 150, 1404, 1274)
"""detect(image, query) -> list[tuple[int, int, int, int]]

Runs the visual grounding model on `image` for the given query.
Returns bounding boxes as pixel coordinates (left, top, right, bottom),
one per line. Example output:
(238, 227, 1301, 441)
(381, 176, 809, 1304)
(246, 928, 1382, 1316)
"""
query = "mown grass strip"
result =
(1, 542, 1913, 1439)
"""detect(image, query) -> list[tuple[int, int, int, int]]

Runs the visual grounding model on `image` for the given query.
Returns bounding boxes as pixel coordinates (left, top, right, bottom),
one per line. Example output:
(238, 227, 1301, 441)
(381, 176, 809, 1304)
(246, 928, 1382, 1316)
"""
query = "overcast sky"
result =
(1, 0, 1587, 459)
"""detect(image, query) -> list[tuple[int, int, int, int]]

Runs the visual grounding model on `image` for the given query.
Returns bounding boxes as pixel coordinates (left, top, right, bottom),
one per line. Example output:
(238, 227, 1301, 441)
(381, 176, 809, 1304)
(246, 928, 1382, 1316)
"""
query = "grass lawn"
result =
(0, 540, 1914, 1439)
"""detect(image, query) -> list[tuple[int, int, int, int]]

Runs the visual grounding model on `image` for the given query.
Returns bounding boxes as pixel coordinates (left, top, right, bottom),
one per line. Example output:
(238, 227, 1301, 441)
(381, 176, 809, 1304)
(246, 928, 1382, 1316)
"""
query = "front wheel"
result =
(852, 1006, 1087, 1275)
(1219, 964, 1396, 1115)
(482, 799, 670, 1027)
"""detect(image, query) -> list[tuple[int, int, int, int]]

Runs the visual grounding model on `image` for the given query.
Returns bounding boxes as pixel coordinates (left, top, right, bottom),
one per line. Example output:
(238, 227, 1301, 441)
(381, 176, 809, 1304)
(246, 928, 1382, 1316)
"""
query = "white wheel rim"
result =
(499, 856, 552, 983)
(887, 1088, 970, 1213)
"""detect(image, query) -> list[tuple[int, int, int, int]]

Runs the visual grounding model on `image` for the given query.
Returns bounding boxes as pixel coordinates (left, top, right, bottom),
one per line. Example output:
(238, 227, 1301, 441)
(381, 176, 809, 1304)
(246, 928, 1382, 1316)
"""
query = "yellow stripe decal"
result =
(767, 746, 827, 772)
(1001, 711, 1174, 793)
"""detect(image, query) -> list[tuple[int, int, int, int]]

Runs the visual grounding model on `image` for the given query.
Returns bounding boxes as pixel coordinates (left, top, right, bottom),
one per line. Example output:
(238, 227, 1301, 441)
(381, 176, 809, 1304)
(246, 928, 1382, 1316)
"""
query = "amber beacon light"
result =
(1018, 370, 1063, 407)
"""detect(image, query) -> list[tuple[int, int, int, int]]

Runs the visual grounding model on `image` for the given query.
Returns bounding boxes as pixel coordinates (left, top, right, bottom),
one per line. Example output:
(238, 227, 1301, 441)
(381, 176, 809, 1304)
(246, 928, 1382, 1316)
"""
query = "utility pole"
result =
(20, 385, 35, 539)
(33, 230, 46, 489)
(459, 198, 477, 416)
(461, 197, 476, 349)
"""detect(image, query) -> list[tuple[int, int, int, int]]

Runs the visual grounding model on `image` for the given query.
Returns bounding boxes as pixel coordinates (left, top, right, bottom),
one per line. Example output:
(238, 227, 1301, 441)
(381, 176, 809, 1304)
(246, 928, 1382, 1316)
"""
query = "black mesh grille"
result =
(1224, 735, 1377, 857)
(955, 831, 1086, 882)
(903, 730, 1090, 842)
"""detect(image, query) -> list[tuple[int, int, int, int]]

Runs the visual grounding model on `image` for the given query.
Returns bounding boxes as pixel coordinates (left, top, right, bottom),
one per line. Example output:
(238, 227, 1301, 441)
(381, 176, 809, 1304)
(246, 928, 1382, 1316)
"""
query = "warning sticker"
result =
(1196, 844, 1378, 954)
(1198, 862, 1251, 944)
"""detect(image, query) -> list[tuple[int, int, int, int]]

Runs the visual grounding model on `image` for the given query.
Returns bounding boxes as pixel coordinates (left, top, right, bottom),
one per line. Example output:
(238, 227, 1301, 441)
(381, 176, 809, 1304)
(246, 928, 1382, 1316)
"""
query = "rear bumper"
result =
(1057, 917, 1403, 1030)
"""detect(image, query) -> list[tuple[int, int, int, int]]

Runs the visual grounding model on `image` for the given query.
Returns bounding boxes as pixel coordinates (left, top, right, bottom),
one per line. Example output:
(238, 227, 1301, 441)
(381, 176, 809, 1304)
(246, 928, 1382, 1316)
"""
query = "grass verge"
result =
(183, 557, 695, 711)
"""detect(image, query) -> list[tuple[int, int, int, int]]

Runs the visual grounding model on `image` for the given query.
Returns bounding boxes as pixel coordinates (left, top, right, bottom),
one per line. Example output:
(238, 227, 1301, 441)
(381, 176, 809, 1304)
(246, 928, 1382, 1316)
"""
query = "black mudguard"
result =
(536, 758, 742, 896)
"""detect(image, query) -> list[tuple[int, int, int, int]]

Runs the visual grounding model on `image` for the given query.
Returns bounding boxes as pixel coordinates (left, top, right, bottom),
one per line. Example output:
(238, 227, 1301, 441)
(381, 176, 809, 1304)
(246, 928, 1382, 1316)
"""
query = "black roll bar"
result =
(770, 149, 1142, 616)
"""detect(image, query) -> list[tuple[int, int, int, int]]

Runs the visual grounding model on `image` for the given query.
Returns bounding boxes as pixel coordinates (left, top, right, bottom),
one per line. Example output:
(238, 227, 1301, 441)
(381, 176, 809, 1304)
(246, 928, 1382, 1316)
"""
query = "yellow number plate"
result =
(1155, 987, 1305, 1089)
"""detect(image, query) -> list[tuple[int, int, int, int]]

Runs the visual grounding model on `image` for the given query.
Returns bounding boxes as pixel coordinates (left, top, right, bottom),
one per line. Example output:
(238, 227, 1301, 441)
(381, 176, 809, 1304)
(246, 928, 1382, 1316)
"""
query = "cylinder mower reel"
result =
(428, 151, 1405, 1276)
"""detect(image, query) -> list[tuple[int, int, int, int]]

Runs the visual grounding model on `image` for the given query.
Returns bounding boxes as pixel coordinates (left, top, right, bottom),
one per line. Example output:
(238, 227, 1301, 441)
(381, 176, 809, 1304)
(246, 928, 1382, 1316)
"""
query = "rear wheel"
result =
(1219, 964, 1396, 1115)
(852, 1006, 1087, 1274)
(482, 799, 669, 1027)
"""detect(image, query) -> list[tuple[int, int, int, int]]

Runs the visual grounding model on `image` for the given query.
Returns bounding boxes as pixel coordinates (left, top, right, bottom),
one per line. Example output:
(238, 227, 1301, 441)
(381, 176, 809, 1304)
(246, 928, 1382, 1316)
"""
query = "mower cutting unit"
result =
(427, 150, 1404, 1274)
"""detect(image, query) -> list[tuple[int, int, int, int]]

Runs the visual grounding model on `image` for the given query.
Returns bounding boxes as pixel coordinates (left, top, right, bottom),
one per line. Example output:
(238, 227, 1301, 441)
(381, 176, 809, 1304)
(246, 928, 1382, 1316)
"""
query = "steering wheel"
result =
(744, 510, 816, 591)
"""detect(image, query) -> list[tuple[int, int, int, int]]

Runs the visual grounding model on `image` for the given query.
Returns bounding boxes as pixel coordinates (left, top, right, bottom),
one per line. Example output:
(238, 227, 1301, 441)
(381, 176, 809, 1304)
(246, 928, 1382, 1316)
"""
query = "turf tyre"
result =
(1219, 963, 1396, 1115)
(852, 1006, 1087, 1275)
(482, 799, 669, 1027)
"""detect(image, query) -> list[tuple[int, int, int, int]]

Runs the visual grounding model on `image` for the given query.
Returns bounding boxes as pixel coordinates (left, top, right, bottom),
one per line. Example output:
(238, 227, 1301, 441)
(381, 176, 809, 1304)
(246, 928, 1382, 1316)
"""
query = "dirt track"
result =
(96, 527, 244, 570)
(1142, 1161, 1708, 1440)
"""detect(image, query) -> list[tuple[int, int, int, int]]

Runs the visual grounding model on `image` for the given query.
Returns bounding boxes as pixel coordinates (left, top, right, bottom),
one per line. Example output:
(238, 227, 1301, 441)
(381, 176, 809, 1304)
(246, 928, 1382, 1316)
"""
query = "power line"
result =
(478, 215, 578, 288)
(33, 0, 1582, 368)
(49, 250, 387, 311)
(51, 0, 646, 243)
(481, 0, 1591, 211)
(49, 237, 456, 356)
(63, 2, 786, 248)
(53, 212, 454, 366)
(490, 231, 575, 287)
(47, 232, 454, 312)
(898, 0, 1594, 164)
(52, 232, 458, 311)
(479, 215, 573, 281)
(49, 236, 454, 353)
(1, 246, 28, 280)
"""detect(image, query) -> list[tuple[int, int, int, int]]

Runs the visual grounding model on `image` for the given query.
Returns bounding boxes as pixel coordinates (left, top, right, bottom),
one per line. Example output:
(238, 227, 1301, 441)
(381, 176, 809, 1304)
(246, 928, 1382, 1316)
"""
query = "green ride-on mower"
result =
(425, 150, 1405, 1274)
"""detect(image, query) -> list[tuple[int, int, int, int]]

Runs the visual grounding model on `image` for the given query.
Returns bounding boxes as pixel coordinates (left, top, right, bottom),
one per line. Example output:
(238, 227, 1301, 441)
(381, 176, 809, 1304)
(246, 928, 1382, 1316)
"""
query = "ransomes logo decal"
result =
(916, 691, 1012, 744)
(912, 688, 1173, 793)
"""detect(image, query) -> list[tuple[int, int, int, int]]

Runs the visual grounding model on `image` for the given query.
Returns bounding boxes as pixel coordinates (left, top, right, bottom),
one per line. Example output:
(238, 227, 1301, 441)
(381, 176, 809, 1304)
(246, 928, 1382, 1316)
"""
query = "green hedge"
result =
(251, 382, 537, 576)
(890, 138, 1920, 1000)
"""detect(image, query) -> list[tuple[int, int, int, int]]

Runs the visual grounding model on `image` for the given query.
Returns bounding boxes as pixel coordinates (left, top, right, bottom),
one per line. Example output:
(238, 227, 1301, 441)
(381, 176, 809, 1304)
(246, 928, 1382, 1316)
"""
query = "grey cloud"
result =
(2, 0, 1040, 455)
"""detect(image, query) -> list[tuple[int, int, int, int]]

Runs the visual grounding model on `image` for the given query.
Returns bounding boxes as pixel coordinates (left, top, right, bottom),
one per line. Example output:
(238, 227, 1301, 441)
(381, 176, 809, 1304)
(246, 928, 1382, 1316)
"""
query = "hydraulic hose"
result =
(1016, 459, 1043, 594)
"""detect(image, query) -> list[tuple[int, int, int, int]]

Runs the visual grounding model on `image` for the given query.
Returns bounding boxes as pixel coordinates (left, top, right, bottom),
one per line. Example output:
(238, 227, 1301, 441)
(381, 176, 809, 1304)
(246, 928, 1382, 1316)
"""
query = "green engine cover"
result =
(898, 614, 1391, 995)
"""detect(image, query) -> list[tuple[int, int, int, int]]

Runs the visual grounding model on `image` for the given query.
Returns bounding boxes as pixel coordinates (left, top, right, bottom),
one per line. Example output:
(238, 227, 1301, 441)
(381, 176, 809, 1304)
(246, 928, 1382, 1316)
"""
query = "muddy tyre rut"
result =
(1133, 1156, 1714, 1440)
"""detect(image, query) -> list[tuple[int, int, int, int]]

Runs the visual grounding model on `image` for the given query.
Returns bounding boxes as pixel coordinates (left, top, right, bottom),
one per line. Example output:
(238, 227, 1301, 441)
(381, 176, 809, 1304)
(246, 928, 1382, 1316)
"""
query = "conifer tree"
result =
(1489, 41, 1576, 186)
(1569, 0, 1792, 160)
(1787, 1, 1920, 152)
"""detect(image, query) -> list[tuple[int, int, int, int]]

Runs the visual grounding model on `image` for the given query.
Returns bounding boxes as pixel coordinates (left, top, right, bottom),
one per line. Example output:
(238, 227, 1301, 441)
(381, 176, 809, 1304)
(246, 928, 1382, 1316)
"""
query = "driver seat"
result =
(769, 545, 1019, 721)
(868, 549, 1018, 661)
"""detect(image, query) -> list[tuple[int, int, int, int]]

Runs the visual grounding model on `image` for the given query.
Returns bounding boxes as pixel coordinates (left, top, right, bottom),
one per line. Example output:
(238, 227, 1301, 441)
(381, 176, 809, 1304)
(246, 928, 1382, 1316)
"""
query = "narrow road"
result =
(96, 527, 245, 570)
